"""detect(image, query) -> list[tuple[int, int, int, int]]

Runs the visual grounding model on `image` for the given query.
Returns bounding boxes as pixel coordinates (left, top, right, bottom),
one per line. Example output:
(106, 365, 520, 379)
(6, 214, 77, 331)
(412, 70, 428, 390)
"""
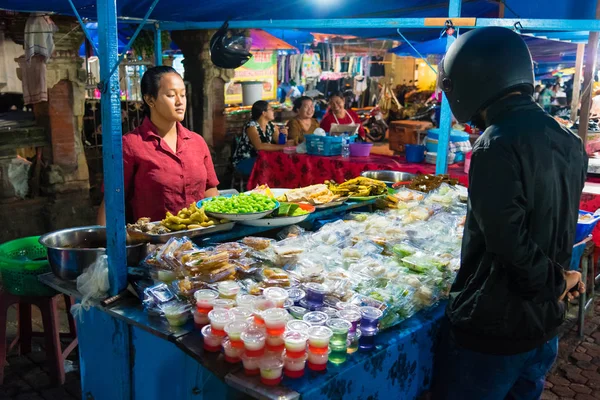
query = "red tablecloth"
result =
(247, 152, 469, 190)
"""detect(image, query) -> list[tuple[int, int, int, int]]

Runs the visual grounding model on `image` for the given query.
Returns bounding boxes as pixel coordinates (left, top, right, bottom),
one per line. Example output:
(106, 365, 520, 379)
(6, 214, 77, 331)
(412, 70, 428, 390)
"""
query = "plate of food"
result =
(239, 203, 315, 227)
(126, 203, 235, 244)
(326, 177, 389, 201)
(198, 193, 280, 221)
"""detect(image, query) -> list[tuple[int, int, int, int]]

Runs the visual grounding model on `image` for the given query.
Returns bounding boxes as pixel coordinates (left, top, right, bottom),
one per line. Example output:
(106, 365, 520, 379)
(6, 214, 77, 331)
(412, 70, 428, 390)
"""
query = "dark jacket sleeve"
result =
(469, 140, 563, 299)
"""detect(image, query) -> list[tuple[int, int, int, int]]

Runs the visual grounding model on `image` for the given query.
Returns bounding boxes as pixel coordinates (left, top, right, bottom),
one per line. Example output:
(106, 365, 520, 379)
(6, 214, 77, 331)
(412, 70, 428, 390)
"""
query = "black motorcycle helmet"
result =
(210, 21, 252, 69)
(437, 27, 534, 123)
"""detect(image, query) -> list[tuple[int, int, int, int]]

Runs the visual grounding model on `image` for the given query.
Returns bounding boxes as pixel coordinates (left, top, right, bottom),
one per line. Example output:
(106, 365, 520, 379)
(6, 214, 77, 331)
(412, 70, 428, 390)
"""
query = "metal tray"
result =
(127, 222, 236, 244)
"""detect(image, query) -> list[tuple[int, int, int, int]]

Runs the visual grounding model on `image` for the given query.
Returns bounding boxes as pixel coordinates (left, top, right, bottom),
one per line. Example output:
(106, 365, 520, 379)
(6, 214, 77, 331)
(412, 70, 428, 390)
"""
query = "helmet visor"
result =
(223, 33, 252, 53)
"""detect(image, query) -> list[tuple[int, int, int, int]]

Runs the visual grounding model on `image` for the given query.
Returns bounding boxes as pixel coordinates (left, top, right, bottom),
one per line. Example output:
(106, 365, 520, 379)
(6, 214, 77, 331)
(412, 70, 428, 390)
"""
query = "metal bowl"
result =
(38, 226, 146, 281)
(360, 170, 415, 186)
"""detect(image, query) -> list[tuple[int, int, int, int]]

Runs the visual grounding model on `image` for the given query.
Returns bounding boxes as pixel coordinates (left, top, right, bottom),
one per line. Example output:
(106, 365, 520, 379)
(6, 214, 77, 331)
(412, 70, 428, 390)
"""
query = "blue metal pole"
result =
(435, 0, 462, 175)
(97, 0, 127, 295)
(67, 0, 99, 55)
(154, 24, 162, 66)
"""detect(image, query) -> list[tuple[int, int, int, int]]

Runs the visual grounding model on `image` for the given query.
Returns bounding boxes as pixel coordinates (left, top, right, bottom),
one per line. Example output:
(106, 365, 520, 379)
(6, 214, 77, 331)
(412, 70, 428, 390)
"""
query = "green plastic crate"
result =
(0, 236, 56, 296)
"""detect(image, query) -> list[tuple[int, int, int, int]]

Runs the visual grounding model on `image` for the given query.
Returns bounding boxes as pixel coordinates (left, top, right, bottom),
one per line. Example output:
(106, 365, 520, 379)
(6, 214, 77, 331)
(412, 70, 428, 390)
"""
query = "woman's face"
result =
(329, 96, 345, 115)
(145, 73, 186, 122)
(297, 99, 315, 119)
(262, 105, 275, 121)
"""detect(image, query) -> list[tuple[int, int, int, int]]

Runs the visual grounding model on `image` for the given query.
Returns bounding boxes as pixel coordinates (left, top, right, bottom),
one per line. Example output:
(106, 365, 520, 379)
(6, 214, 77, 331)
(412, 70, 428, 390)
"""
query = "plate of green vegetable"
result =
(198, 193, 279, 221)
(238, 203, 315, 227)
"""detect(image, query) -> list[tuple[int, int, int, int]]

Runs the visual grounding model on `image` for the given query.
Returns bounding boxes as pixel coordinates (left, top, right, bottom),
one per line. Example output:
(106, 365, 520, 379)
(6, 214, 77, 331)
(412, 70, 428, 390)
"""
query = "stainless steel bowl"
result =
(360, 170, 415, 186)
(38, 226, 146, 280)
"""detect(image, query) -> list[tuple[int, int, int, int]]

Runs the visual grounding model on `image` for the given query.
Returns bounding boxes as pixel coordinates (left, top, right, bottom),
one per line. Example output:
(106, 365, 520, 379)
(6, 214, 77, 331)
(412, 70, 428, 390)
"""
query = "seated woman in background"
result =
(286, 96, 319, 145)
(232, 100, 292, 175)
(319, 92, 366, 139)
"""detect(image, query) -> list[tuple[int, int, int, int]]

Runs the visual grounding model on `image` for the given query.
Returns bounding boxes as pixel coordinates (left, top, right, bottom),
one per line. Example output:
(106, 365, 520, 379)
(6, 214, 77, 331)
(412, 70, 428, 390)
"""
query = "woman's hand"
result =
(559, 270, 585, 301)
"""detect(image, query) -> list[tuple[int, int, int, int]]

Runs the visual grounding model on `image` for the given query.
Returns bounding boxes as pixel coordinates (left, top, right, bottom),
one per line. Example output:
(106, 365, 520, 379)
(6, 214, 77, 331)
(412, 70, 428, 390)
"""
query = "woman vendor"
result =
(232, 100, 293, 175)
(319, 92, 366, 138)
(97, 66, 219, 224)
(286, 96, 319, 144)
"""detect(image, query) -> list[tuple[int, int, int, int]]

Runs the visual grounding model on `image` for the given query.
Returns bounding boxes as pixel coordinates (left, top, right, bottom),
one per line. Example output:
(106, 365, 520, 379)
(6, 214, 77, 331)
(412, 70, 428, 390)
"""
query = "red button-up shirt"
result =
(122, 117, 219, 223)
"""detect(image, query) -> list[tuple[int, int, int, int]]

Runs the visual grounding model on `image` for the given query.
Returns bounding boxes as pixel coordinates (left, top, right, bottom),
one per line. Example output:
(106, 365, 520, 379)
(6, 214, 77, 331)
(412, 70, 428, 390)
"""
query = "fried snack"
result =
(326, 177, 387, 198)
(160, 202, 223, 231)
(405, 174, 458, 193)
(282, 184, 338, 205)
(242, 237, 272, 251)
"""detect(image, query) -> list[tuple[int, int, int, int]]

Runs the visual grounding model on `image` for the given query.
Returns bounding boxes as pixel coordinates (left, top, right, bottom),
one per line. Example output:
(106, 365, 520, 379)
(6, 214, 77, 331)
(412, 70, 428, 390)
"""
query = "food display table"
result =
(39, 198, 446, 400)
(247, 152, 469, 190)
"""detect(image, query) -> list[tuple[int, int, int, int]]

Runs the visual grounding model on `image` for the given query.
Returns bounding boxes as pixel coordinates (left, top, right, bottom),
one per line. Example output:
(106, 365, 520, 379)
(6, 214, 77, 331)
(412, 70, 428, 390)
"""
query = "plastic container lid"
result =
(307, 326, 334, 340)
(230, 307, 253, 320)
(218, 281, 240, 296)
(208, 309, 233, 323)
(283, 330, 308, 344)
(224, 320, 250, 335)
(326, 318, 352, 334)
(337, 308, 362, 322)
(259, 357, 284, 371)
(335, 301, 361, 311)
(262, 308, 289, 323)
(264, 287, 289, 302)
(160, 302, 191, 316)
(236, 294, 257, 307)
(241, 328, 266, 344)
(305, 282, 328, 295)
(212, 299, 236, 309)
(201, 324, 218, 338)
(288, 306, 308, 318)
(316, 306, 339, 319)
(360, 306, 383, 321)
(286, 320, 311, 333)
(303, 311, 329, 326)
(194, 289, 219, 301)
(287, 288, 306, 302)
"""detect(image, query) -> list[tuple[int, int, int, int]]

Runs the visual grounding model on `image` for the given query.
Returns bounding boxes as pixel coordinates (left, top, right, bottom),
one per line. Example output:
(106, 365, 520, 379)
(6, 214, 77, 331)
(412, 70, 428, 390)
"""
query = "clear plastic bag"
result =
(70, 255, 110, 321)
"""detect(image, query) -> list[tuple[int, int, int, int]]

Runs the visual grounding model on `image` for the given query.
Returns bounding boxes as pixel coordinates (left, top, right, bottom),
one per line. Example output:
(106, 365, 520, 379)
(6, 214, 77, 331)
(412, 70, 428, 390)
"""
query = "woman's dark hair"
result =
(251, 100, 269, 121)
(329, 92, 344, 101)
(141, 66, 181, 116)
(293, 96, 313, 112)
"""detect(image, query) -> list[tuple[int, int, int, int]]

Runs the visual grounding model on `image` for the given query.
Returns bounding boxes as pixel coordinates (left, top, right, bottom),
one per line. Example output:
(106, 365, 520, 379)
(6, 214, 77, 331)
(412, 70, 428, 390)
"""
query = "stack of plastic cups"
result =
(306, 326, 333, 372)
(263, 308, 288, 356)
(358, 307, 383, 351)
(283, 331, 309, 378)
(259, 357, 285, 386)
(208, 309, 233, 337)
(327, 319, 352, 364)
(217, 281, 240, 301)
(201, 325, 224, 353)
(303, 283, 328, 310)
(224, 320, 249, 350)
(252, 297, 276, 328)
(194, 290, 219, 330)
(241, 328, 266, 376)
(263, 287, 289, 308)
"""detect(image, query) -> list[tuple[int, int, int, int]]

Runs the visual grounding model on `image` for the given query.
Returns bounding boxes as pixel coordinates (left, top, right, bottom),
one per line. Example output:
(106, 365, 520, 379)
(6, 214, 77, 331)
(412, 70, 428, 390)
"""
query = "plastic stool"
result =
(0, 292, 78, 385)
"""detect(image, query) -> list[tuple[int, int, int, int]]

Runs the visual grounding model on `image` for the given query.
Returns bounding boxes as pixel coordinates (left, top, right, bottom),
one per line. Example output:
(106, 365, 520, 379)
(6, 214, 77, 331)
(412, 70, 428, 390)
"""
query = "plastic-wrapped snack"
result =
(400, 253, 450, 274)
(242, 237, 273, 251)
(142, 246, 163, 269)
(277, 225, 306, 240)
(286, 259, 325, 284)
(184, 251, 230, 275)
(259, 267, 291, 288)
(232, 257, 260, 275)
(424, 183, 459, 206)
(143, 282, 176, 316)
(158, 237, 196, 272)
(215, 242, 247, 260)
(273, 237, 306, 267)
(174, 276, 212, 298)
(402, 206, 434, 224)
(198, 264, 236, 283)
(394, 188, 426, 203)
(391, 242, 420, 259)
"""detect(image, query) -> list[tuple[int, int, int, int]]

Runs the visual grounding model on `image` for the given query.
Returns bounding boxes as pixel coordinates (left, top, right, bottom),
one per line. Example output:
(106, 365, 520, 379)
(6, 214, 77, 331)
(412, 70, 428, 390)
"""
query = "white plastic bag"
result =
(70, 255, 110, 322)
(8, 156, 31, 199)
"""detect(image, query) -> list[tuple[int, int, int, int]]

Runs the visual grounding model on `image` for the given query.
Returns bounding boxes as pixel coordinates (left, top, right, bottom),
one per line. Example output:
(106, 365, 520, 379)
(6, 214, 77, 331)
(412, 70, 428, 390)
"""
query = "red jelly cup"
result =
(307, 344, 329, 355)
(244, 368, 260, 376)
(285, 349, 306, 359)
(245, 348, 265, 357)
(284, 368, 305, 378)
(211, 327, 226, 337)
(224, 355, 241, 364)
(230, 339, 244, 349)
(203, 343, 221, 353)
(307, 361, 327, 371)
(261, 376, 282, 386)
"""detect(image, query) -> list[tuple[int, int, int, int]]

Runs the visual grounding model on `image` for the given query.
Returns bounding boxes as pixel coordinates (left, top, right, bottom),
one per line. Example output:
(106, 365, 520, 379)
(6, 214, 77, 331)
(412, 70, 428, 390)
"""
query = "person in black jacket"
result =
(433, 27, 588, 400)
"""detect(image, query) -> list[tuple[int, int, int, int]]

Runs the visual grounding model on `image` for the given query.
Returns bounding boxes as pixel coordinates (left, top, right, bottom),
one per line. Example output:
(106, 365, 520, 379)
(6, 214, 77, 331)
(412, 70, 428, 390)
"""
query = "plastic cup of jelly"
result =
(212, 298, 236, 310)
(316, 306, 339, 319)
(358, 328, 378, 351)
(161, 303, 190, 327)
(347, 330, 362, 354)
(201, 325, 223, 352)
(263, 287, 289, 308)
(307, 326, 333, 354)
(359, 306, 383, 335)
(266, 334, 285, 354)
(286, 320, 311, 334)
(241, 328, 266, 357)
(287, 288, 306, 306)
(303, 311, 329, 327)
(283, 331, 308, 358)
(263, 308, 289, 336)
(222, 338, 244, 363)
(208, 309, 233, 336)
(241, 353, 261, 376)
(193, 309, 210, 330)
(236, 294, 257, 309)
(305, 282, 328, 306)
(259, 357, 284, 386)
(217, 281, 240, 300)
(326, 318, 352, 352)
(288, 306, 308, 320)
(307, 348, 331, 371)
(284, 352, 308, 378)
(335, 301, 361, 312)
(252, 297, 276, 326)
(224, 320, 249, 348)
(337, 308, 362, 334)
(194, 290, 219, 314)
(230, 307, 253, 321)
